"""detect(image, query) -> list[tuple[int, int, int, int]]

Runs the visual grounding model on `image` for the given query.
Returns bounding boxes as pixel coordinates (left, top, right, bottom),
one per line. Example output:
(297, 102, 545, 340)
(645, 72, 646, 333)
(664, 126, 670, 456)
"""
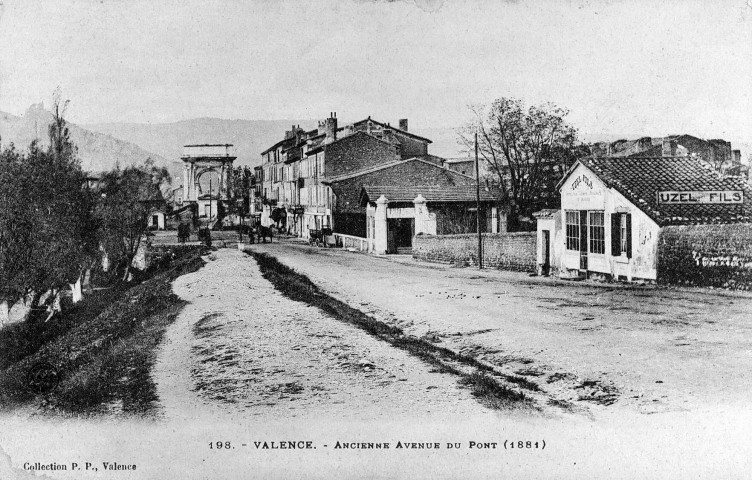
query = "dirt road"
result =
(251, 241, 752, 417)
(152, 248, 495, 421)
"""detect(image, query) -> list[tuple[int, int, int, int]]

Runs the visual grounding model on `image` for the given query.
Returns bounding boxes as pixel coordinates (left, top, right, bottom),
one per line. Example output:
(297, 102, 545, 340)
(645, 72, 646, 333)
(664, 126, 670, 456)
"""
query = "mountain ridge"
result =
(0, 105, 169, 174)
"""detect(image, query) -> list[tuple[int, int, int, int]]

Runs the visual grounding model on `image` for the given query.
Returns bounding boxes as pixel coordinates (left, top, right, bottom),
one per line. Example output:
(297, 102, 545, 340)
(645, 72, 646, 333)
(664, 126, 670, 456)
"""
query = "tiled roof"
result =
(576, 156, 752, 226)
(325, 156, 474, 184)
(360, 185, 499, 204)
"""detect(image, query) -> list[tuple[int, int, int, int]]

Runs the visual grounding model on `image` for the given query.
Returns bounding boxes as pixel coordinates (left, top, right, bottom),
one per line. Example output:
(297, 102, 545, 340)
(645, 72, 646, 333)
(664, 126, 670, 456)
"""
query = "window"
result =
(565, 211, 580, 251)
(611, 213, 632, 258)
(589, 211, 605, 254)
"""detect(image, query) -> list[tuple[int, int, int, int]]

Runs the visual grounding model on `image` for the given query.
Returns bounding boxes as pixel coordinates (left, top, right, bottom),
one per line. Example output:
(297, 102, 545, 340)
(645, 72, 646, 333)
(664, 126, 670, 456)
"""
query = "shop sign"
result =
(657, 191, 743, 204)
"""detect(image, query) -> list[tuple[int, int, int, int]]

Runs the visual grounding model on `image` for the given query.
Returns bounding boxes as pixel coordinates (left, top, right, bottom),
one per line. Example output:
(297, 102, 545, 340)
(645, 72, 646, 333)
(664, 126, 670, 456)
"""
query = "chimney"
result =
(399, 119, 408, 131)
(733, 149, 741, 165)
(662, 138, 677, 157)
(322, 112, 337, 144)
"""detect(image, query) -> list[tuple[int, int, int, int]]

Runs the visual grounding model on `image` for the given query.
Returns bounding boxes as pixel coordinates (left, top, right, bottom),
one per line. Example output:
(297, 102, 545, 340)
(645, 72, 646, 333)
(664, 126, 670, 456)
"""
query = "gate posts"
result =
(374, 195, 388, 255)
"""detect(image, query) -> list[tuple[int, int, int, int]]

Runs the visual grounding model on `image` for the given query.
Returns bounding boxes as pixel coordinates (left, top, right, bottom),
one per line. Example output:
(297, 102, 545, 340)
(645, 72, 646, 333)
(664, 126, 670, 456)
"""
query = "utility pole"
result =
(475, 132, 483, 269)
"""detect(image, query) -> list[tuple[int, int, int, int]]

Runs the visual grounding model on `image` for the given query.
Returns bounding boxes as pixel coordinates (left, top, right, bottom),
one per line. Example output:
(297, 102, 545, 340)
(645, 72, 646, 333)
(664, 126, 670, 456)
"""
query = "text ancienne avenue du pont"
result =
(250, 441, 499, 449)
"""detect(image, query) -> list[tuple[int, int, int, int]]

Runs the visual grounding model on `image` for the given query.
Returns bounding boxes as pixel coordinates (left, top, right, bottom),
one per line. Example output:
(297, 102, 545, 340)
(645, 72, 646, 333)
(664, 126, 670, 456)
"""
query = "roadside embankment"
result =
(0, 246, 206, 416)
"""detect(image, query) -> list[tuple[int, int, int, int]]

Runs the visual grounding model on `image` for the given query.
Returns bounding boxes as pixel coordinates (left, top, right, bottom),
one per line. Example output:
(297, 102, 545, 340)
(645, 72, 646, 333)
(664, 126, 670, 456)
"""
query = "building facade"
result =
(536, 156, 752, 281)
(257, 114, 442, 239)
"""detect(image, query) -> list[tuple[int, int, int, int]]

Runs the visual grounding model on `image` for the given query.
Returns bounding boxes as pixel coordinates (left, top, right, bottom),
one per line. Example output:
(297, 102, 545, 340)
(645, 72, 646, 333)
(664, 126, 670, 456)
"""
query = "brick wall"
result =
(658, 224, 752, 290)
(413, 233, 537, 272)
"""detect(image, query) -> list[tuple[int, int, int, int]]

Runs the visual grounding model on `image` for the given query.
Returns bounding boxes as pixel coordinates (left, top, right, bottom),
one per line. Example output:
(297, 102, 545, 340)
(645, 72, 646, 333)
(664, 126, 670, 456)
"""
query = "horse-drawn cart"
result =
(308, 228, 335, 248)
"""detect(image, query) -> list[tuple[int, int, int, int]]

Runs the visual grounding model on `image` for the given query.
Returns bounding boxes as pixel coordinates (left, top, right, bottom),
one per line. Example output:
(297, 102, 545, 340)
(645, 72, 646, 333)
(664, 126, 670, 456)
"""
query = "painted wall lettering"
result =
(657, 191, 744, 204)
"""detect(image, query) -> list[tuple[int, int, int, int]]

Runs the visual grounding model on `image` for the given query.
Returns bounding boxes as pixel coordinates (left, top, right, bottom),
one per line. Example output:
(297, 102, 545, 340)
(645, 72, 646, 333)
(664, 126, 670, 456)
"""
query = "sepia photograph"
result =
(0, 0, 751, 478)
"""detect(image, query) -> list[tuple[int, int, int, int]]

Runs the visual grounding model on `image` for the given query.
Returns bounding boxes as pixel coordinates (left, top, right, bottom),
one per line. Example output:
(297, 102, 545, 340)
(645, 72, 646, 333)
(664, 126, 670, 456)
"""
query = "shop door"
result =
(579, 210, 588, 271)
(542, 230, 551, 275)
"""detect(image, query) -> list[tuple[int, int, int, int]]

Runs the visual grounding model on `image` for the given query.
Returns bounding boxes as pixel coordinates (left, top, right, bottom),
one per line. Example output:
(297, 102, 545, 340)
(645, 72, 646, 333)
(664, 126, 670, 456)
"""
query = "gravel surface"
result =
(251, 241, 752, 418)
(152, 249, 495, 422)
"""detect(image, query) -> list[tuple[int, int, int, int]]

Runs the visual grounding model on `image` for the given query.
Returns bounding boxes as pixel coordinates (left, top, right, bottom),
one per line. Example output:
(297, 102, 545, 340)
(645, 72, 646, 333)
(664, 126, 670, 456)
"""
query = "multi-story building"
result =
(258, 114, 442, 238)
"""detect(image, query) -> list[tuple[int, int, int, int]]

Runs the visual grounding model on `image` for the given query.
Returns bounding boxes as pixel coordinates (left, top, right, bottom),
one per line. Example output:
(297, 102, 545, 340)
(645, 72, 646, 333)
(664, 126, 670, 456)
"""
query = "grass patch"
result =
(459, 372, 528, 409)
(249, 251, 537, 411)
(0, 246, 206, 416)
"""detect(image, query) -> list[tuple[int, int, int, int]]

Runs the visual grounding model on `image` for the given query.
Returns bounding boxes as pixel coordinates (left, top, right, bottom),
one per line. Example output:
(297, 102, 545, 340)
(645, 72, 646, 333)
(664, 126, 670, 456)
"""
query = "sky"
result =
(0, 0, 750, 140)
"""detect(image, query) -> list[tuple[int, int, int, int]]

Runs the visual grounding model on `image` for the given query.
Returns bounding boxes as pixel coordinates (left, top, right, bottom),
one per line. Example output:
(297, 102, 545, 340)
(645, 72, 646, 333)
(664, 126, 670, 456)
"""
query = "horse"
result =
(258, 225, 274, 243)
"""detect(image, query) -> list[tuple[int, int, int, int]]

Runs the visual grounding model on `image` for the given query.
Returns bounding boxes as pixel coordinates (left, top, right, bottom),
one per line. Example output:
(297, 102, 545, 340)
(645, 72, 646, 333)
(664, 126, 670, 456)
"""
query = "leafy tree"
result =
(95, 159, 169, 281)
(0, 91, 96, 321)
(227, 166, 254, 238)
(460, 97, 585, 230)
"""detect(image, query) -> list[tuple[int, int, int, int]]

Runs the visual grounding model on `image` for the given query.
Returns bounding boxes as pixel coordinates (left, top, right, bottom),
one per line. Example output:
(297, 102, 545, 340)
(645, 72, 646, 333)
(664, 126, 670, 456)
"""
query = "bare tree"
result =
(459, 97, 586, 230)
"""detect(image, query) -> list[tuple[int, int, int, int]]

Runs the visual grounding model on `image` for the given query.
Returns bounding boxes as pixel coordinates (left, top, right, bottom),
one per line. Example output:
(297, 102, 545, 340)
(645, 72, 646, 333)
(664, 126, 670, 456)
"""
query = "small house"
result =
(537, 156, 751, 281)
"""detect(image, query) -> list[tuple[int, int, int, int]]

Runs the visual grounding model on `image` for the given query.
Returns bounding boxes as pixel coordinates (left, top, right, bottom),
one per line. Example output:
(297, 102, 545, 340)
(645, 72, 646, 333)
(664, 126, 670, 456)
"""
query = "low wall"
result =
(658, 224, 752, 290)
(413, 233, 537, 272)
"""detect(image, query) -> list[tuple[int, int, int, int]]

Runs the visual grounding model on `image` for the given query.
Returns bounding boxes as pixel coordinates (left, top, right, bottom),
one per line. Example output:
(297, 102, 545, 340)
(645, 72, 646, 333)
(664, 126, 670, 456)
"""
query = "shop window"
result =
(611, 213, 632, 257)
(589, 211, 605, 254)
(565, 211, 580, 251)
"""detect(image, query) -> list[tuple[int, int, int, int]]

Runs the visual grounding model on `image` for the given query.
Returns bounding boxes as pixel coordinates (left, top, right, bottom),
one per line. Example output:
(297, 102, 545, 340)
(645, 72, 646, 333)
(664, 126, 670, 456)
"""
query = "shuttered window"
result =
(610, 213, 632, 258)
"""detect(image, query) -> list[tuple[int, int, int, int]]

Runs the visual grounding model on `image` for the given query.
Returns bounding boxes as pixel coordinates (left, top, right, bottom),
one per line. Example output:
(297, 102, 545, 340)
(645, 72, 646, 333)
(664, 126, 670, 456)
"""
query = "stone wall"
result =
(658, 224, 752, 290)
(413, 232, 537, 272)
(325, 132, 399, 178)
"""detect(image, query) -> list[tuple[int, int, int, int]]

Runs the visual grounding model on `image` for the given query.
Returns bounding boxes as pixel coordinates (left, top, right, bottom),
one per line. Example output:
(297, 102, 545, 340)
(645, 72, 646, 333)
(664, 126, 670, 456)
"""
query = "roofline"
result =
(323, 156, 476, 184)
(306, 130, 396, 157)
(359, 185, 499, 205)
(555, 158, 586, 191)
(183, 143, 234, 148)
(555, 160, 663, 222)
(351, 118, 433, 143)
(260, 138, 288, 155)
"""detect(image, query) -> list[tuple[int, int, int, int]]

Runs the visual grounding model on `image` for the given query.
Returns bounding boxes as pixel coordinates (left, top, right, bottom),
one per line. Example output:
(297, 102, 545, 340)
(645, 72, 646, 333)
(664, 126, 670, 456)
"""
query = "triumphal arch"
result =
(181, 144, 237, 203)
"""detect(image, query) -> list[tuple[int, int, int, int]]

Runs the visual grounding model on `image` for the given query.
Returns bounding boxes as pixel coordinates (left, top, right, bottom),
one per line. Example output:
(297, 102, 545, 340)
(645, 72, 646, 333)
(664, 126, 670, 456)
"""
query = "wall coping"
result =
(415, 232, 536, 239)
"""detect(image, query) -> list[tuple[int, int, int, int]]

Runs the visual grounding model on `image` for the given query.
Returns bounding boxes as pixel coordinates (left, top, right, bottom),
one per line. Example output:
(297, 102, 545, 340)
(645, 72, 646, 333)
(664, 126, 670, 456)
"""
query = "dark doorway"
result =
(579, 210, 588, 272)
(542, 229, 551, 276)
(387, 218, 414, 253)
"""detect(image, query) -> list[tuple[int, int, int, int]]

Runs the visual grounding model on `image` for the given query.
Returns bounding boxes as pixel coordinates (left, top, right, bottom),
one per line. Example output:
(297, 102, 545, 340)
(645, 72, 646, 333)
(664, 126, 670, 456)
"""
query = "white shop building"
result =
(536, 156, 750, 281)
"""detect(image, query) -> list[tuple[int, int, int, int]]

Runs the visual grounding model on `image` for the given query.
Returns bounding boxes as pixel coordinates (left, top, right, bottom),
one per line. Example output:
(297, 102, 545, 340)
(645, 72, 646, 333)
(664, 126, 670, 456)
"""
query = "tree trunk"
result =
(0, 300, 9, 327)
(70, 276, 83, 304)
(83, 268, 93, 294)
(45, 289, 62, 322)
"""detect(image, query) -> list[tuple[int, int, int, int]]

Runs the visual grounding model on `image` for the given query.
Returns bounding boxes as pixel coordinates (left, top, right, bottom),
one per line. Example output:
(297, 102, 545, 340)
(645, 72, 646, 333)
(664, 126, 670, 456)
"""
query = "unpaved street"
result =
(251, 241, 752, 417)
(153, 249, 495, 421)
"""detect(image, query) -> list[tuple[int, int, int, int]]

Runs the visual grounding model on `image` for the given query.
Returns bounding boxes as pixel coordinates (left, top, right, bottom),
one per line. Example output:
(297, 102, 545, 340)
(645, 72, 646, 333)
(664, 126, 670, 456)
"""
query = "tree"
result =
(227, 166, 254, 239)
(0, 91, 96, 322)
(95, 159, 169, 281)
(460, 98, 585, 230)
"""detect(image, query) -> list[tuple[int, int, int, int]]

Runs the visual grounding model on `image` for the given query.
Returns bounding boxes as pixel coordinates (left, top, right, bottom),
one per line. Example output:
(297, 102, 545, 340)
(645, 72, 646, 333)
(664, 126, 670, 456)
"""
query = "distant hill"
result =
(0, 104, 168, 174)
(84, 118, 320, 170)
